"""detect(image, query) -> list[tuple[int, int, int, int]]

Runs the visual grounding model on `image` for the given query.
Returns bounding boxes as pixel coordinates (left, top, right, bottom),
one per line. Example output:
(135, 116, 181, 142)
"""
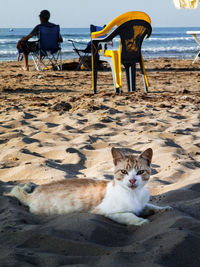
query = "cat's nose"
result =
(129, 178, 136, 185)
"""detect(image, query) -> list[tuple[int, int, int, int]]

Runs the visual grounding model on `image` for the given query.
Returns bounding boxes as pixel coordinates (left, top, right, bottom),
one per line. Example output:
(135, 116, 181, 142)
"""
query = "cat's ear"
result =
(111, 148, 124, 166)
(139, 148, 153, 166)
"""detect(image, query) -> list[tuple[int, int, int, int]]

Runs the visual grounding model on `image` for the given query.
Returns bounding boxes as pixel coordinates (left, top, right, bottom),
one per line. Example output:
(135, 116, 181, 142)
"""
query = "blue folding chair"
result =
(68, 39, 91, 70)
(68, 25, 106, 70)
(31, 24, 62, 71)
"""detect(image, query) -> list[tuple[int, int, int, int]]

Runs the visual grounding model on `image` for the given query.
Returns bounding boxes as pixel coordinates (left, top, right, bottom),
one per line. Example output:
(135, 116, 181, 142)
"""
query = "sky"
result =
(0, 0, 200, 28)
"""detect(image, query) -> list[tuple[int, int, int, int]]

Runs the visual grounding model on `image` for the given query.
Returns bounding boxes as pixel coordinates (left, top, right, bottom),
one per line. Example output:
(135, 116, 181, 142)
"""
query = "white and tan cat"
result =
(10, 147, 171, 226)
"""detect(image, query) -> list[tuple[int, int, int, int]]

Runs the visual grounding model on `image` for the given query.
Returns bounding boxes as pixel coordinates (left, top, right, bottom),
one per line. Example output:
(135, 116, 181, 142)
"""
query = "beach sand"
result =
(0, 58, 200, 266)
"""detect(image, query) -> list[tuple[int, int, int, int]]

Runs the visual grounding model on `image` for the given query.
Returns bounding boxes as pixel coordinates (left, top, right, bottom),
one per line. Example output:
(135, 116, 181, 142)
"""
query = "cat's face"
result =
(111, 147, 152, 190)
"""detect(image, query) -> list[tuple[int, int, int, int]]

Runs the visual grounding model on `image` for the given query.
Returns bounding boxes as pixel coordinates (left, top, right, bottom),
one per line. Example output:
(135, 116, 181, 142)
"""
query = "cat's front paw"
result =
(134, 218, 149, 226)
(22, 182, 34, 193)
(158, 206, 173, 213)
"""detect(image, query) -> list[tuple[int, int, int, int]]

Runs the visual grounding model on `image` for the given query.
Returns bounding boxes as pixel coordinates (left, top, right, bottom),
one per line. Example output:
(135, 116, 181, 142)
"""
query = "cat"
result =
(10, 147, 172, 226)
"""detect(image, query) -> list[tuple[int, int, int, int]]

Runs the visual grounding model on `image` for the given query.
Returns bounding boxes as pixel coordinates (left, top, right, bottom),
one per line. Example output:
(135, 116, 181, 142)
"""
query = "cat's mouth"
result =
(129, 184, 137, 189)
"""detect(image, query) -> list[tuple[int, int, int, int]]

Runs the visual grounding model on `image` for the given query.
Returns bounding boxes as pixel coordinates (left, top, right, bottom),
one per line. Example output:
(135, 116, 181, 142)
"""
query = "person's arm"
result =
(21, 34, 34, 42)
(17, 34, 34, 49)
(17, 33, 34, 49)
(17, 25, 39, 49)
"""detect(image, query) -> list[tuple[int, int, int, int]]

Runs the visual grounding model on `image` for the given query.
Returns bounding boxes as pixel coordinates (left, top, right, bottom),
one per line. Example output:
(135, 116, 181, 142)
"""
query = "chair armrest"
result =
(91, 11, 151, 39)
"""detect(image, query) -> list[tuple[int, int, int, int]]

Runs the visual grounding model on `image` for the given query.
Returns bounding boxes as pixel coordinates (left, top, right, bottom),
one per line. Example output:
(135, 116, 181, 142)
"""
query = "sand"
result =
(0, 58, 200, 266)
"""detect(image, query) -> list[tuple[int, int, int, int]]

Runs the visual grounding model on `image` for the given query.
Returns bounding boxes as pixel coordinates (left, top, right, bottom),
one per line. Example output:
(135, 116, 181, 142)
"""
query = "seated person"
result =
(17, 10, 63, 71)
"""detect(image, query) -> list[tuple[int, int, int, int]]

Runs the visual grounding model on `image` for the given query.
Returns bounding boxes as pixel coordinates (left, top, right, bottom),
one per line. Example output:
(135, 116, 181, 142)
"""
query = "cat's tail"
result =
(10, 185, 31, 206)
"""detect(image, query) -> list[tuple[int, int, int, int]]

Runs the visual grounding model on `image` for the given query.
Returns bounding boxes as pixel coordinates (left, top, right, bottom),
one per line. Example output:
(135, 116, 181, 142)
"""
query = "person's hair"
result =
(39, 10, 50, 21)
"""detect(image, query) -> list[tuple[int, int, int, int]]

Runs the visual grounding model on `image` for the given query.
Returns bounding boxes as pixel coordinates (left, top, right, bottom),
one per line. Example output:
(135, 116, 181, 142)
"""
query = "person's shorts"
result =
(20, 41, 39, 55)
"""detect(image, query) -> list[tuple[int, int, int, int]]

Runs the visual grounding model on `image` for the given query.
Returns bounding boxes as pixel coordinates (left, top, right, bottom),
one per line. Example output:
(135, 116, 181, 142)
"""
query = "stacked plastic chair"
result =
(91, 11, 152, 93)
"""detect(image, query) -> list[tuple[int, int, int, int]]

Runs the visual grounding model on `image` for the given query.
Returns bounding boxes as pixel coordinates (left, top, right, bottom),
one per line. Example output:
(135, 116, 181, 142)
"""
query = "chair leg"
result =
(115, 88, 120, 94)
(103, 57, 118, 93)
(124, 63, 136, 92)
(31, 53, 40, 71)
(92, 42, 98, 94)
(99, 51, 122, 93)
(142, 75, 148, 93)
(112, 51, 122, 93)
(92, 54, 98, 94)
(140, 55, 149, 93)
(77, 55, 90, 71)
(192, 51, 200, 64)
(76, 56, 84, 70)
(93, 68, 97, 94)
(60, 50, 62, 71)
(54, 50, 62, 71)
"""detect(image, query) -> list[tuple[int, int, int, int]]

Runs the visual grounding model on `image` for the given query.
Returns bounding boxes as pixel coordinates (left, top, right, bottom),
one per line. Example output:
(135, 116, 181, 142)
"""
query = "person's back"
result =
(30, 20, 59, 39)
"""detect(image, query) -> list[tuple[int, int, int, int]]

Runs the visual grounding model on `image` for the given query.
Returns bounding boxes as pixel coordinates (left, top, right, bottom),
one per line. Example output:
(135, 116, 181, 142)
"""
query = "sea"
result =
(0, 27, 200, 61)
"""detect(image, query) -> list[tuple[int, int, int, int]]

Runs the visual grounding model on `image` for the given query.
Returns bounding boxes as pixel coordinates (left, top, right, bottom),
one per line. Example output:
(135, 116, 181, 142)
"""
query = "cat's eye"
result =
(121, 170, 128, 175)
(137, 170, 145, 175)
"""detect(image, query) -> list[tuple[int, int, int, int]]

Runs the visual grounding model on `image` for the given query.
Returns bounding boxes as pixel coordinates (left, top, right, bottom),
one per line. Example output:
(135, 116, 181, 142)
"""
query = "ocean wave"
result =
(65, 38, 90, 44)
(61, 49, 74, 54)
(0, 46, 198, 56)
(148, 37, 193, 41)
(142, 46, 199, 52)
(0, 50, 17, 55)
(0, 39, 19, 44)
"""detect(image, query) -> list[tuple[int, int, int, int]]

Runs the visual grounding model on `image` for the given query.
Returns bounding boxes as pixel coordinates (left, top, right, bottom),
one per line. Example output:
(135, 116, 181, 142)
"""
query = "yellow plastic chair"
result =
(91, 11, 152, 93)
